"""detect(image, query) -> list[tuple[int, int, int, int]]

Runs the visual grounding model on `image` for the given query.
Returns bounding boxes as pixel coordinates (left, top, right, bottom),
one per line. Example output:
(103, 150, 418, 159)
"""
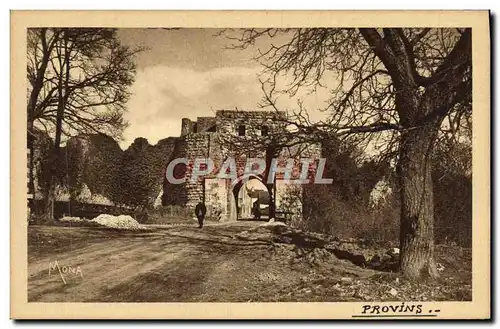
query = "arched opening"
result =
(232, 176, 270, 221)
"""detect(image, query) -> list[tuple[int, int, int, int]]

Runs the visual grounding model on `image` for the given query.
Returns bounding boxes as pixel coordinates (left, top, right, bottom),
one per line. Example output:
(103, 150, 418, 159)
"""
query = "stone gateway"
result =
(162, 110, 322, 221)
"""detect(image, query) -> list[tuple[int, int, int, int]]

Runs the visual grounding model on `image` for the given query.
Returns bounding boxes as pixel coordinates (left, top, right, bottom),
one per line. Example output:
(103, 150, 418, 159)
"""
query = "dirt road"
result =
(28, 222, 319, 302)
(28, 222, 472, 302)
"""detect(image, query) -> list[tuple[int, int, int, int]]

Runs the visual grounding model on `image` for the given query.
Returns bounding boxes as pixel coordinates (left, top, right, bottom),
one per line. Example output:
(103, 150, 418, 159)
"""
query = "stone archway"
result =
(232, 175, 269, 220)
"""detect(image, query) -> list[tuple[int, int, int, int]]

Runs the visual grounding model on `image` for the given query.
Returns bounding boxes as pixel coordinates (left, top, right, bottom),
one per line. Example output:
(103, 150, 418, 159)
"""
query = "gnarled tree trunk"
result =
(397, 123, 440, 280)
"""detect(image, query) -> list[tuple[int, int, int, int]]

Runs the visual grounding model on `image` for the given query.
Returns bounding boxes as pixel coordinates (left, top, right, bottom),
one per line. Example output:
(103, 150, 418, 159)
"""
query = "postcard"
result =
(10, 10, 490, 319)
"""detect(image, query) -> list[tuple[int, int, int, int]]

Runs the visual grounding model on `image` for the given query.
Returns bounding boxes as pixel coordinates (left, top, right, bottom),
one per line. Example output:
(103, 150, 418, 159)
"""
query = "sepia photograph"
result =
(10, 10, 490, 319)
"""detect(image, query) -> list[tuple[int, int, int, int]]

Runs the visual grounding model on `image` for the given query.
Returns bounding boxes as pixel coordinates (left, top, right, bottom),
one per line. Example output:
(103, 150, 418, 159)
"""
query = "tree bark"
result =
(397, 123, 440, 280)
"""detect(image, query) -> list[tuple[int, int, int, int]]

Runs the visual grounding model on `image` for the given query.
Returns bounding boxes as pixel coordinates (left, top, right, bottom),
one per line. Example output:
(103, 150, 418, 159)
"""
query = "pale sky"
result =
(117, 28, 331, 148)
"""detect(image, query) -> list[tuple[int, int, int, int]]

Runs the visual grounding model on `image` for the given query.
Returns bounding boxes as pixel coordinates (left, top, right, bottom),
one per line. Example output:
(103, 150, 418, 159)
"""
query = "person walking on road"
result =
(195, 201, 207, 228)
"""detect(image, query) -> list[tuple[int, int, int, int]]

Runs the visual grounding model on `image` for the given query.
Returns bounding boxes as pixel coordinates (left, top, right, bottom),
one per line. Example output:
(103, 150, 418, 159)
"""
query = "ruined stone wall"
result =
(184, 132, 211, 208)
(163, 110, 323, 222)
(196, 117, 217, 133)
(162, 137, 188, 206)
(181, 118, 194, 136)
(163, 130, 230, 220)
(216, 110, 286, 139)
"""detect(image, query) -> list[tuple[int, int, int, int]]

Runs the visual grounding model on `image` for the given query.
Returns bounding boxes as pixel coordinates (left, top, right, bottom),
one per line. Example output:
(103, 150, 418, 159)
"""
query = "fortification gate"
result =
(162, 110, 321, 221)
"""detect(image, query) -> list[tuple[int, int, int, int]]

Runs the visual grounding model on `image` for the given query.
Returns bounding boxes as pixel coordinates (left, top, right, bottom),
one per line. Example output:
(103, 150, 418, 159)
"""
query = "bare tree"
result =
(222, 28, 472, 280)
(27, 28, 141, 220)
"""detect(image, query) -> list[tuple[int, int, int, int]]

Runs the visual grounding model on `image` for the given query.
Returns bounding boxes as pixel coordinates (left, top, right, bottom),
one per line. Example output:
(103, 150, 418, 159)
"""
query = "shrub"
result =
(142, 205, 193, 225)
(292, 176, 471, 248)
(297, 184, 399, 245)
(433, 172, 472, 247)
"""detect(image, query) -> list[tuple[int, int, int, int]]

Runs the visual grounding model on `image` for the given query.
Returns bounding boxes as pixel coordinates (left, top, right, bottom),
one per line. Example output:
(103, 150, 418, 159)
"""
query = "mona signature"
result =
(48, 260, 83, 284)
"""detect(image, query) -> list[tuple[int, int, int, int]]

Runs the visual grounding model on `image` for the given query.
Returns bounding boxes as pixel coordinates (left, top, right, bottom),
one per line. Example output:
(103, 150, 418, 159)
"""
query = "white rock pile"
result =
(91, 214, 146, 230)
(60, 216, 85, 223)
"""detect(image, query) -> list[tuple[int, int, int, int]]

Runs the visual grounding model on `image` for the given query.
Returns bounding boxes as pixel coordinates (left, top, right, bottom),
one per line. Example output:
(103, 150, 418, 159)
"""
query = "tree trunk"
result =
(27, 29, 53, 208)
(265, 142, 279, 219)
(27, 125, 36, 202)
(41, 30, 70, 222)
(397, 124, 440, 280)
(42, 175, 56, 222)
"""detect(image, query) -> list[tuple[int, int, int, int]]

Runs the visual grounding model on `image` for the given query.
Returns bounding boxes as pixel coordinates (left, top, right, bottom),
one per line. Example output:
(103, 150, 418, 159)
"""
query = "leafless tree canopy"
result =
(27, 28, 142, 141)
(222, 28, 472, 161)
